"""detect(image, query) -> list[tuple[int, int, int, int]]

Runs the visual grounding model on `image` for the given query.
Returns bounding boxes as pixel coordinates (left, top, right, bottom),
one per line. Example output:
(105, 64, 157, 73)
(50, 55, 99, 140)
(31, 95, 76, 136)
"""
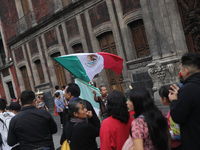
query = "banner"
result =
(75, 78, 100, 115)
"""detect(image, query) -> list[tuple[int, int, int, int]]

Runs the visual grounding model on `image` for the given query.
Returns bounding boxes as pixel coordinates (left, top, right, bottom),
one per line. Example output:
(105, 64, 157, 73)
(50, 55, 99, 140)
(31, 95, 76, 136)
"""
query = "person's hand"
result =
(168, 84, 179, 102)
(93, 90, 96, 95)
(86, 111, 93, 118)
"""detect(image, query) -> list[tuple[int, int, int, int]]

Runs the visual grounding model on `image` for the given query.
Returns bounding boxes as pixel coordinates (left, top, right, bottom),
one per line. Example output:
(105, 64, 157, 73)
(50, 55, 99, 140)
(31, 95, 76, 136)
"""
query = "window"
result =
(6, 81, 16, 99)
(20, 66, 31, 90)
(35, 60, 45, 83)
(2, 68, 10, 77)
(129, 19, 150, 58)
(0, 39, 6, 65)
(72, 43, 83, 53)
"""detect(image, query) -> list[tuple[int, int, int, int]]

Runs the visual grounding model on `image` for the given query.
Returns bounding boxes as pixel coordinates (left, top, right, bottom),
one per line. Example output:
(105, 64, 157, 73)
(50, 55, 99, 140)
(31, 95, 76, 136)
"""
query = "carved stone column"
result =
(147, 58, 180, 104)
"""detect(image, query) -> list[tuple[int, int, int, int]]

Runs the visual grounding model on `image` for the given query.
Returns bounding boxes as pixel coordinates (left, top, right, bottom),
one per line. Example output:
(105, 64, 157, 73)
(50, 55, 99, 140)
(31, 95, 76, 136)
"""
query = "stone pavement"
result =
(51, 112, 62, 149)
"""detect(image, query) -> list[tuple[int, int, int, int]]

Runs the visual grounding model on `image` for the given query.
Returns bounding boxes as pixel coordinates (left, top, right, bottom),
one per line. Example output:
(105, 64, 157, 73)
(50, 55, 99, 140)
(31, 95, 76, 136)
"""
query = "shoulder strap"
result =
(0, 117, 8, 131)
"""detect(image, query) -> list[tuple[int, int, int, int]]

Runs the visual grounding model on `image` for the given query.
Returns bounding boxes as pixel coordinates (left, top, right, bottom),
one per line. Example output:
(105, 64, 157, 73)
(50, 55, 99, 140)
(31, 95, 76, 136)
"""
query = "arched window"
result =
(72, 43, 83, 53)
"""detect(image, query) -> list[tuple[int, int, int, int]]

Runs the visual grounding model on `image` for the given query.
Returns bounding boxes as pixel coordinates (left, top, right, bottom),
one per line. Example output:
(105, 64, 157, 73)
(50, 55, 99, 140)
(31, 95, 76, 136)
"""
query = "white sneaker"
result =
(61, 124, 63, 128)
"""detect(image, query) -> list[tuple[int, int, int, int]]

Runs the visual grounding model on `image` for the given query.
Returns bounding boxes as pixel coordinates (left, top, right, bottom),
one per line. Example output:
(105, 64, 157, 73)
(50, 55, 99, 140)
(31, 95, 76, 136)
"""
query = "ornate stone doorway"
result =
(177, 0, 200, 53)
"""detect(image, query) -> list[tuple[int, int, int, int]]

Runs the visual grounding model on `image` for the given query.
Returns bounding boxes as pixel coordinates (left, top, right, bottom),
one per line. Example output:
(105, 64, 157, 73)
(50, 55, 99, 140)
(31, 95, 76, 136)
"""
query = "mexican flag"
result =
(54, 52, 123, 82)
(75, 78, 101, 115)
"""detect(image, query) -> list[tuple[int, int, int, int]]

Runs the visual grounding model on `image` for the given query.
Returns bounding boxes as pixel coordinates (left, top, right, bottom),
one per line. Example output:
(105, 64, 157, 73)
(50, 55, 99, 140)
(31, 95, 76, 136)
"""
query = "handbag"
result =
(61, 139, 70, 150)
(122, 135, 134, 150)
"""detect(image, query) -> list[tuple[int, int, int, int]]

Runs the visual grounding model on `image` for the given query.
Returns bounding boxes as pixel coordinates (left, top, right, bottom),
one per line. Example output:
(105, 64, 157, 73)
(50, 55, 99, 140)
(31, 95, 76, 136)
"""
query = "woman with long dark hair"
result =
(100, 90, 133, 150)
(60, 99, 99, 150)
(128, 89, 170, 150)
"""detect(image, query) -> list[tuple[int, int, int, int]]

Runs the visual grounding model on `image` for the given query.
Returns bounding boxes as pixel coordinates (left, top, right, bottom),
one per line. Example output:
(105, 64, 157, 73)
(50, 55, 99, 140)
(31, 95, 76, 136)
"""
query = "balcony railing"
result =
(14, 0, 85, 36)
(14, 11, 37, 36)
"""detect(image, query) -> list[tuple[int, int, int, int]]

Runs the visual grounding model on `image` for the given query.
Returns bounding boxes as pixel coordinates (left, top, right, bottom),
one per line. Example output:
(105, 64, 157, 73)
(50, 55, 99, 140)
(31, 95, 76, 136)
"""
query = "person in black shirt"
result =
(63, 83, 100, 127)
(60, 99, 99, 150)
(169, 53, 200, 150)
(7, 90, 57, 150)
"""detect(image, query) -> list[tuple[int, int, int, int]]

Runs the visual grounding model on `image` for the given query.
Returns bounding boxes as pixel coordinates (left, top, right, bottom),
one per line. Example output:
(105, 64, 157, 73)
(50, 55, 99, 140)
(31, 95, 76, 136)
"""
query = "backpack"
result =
(0, 112, 15, 149)
(61, 139, 70, 150)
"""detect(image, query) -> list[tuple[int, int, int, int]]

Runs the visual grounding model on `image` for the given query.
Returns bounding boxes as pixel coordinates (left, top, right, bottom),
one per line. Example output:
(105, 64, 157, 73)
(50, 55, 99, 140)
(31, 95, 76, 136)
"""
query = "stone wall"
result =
(0, 0, 190, 106)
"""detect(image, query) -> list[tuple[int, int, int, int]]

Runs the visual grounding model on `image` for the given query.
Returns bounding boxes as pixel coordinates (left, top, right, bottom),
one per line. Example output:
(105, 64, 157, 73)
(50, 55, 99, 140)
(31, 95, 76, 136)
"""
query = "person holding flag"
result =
(93, 85, 108, 122)
(62, 83, 100, 127)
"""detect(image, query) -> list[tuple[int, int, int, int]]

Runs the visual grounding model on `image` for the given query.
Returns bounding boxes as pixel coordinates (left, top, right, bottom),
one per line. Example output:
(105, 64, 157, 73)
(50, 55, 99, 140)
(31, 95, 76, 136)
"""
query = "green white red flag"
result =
(53, 52, 123, 82)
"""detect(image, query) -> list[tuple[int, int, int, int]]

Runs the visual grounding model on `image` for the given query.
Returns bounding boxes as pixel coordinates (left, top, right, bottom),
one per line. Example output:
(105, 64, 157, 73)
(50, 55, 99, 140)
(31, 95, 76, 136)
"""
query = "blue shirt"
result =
(55, 98, 65, 113)
(69, 97, 79, 104)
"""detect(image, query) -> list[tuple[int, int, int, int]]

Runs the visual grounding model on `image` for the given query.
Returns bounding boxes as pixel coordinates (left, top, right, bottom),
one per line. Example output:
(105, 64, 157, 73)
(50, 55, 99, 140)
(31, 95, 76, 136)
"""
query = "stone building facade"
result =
(0, 0, 198, 106)
(0, 20, 20, 103)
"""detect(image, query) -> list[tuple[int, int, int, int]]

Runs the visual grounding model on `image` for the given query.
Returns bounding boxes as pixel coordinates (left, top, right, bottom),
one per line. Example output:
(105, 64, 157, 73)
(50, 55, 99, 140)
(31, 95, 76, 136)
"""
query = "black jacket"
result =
(63, 98, 100, 127)
(7, 106, 57, 150)
(170, 72, 200, 150)
(60, 121, 99, 150)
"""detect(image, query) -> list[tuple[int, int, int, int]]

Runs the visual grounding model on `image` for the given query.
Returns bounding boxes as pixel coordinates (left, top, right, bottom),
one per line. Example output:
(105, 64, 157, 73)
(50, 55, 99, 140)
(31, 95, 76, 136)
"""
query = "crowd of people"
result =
(0, 52, 200, 150)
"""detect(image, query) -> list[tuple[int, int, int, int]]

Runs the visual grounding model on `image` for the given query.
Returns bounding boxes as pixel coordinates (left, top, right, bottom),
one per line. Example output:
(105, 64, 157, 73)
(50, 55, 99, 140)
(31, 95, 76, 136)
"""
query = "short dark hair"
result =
(107, 90, 129, 123)
(20, 90, 35, 106)
(62, 85, 66, 89)
(54, 92, 60, 98)
(55, 85, 59, 90)
(10, 102, 21, 112)
(0, 98, 7, 111)
(68, 99, 84, 118)
(67, 83, 80, 97)
(99, 85, 106, 91)
(181, 53, 200, 70)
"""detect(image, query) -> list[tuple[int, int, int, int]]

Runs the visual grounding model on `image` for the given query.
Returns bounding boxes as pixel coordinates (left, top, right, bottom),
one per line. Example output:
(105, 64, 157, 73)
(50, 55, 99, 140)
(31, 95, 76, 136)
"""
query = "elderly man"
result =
(169, 53, 200, 150)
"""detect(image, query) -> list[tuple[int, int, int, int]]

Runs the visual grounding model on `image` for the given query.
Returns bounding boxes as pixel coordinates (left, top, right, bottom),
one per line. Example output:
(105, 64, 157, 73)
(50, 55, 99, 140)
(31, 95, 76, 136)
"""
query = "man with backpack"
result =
(0, 98, 15, 150)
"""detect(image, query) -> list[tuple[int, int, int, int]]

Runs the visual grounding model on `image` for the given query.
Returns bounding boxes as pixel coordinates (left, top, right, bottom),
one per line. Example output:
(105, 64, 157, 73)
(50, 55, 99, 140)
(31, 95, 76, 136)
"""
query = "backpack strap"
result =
(0, 118, 7, 131)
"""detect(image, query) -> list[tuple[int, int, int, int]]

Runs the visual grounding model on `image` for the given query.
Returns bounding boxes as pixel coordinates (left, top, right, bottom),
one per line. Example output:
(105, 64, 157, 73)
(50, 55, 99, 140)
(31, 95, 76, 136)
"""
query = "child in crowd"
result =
(159, 85, 182, 150)
(36, 95, 49, 111)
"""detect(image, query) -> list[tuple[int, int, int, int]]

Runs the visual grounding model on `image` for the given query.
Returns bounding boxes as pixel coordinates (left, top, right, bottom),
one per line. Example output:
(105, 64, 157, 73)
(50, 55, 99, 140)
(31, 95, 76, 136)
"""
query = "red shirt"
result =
(100, 115, 133, 150)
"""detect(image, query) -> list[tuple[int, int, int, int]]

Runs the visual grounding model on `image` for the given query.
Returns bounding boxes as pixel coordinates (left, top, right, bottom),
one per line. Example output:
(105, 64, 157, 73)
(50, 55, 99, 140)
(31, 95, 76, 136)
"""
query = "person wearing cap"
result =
(36, 95, 49, 111)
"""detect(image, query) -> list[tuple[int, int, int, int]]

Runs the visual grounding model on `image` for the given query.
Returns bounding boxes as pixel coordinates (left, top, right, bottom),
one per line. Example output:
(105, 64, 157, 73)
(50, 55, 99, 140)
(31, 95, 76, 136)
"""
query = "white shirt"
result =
(0, 111, 15, 150)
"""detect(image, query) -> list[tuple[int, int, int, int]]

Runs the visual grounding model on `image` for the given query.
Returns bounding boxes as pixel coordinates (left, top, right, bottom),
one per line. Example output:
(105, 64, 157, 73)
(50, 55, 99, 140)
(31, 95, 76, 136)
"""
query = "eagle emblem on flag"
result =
(85, 54, 99, 67)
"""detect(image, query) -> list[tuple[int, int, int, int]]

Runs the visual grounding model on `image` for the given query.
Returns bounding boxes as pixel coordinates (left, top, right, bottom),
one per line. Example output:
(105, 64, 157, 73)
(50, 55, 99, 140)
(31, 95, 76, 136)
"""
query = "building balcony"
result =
(14, 11, 37, 36)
